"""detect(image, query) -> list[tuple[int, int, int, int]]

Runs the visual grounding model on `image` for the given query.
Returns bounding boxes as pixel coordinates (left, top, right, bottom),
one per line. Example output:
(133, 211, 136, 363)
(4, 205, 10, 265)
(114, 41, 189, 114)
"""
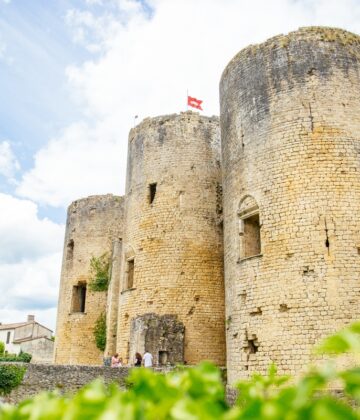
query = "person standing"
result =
(143, 350, 153, 368)
(134, 352, 142, 367)
(111, 353, 120, 368)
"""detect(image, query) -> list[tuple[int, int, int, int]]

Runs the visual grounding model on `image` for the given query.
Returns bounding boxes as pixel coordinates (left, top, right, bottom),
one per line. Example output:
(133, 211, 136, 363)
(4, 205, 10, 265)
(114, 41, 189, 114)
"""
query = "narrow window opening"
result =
(126, 259, 134, 289)
(247, 339, 259, 354)
(238, 196, 261, 260)
(71, 284, 86, 313)
(159, 350, 168, 365)
(243, 213, 261, 258)
(324, 218, 330, 255)
(149, 183, 157, 204)
(6, 331, 10, 344)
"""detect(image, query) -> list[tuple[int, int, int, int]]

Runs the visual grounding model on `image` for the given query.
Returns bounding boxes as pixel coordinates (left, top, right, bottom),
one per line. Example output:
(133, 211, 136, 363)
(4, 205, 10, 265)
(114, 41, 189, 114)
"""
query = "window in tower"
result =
(238, 195, 261, 260)
(71, 283, 87, 313)
(126, 258, 135, 289)
(149, 183, 157, 204)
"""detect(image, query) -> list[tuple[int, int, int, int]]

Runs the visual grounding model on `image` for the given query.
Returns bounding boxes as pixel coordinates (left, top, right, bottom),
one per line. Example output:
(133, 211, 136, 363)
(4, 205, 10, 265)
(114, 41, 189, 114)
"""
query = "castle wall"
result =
(54, 195, 124, 365)
(116, 112, 226, 365)
(220, 27, 360, 384)
(105, 238, 123, 356)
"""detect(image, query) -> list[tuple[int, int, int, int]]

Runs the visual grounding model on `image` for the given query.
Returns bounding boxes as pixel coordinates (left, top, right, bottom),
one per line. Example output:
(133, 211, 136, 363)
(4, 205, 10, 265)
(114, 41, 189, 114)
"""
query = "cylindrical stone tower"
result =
(116, 111, 225, 365)
(54, 194, 124, 365)
(220, 27, 360, 384)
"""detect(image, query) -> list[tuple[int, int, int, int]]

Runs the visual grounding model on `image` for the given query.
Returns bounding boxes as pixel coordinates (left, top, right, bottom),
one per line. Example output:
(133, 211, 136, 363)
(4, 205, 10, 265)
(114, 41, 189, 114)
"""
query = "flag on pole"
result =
(187, 95, 203, 111)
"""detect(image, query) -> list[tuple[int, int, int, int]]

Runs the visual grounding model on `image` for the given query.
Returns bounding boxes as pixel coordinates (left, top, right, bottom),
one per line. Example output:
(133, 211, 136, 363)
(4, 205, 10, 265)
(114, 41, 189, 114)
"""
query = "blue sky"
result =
(1, 0, 360, 332)
(0, 0, 88, 212)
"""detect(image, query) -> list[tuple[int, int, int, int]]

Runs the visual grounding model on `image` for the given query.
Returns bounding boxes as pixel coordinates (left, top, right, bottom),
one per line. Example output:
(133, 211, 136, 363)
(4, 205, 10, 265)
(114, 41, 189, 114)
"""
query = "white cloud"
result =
(16, 122, 125, 207)
(0, 140, 20, 180)
(0, 193, 64, 263)
(0, 194, 63, 330)
(0, 253, 62, 329)
(16, 0, 360, 208)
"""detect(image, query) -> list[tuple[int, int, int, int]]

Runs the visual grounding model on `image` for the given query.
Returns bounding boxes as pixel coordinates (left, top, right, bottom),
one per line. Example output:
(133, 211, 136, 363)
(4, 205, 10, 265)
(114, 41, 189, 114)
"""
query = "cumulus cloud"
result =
(0, 141, 19, 180)
(16, 0, 360, 209)
(0, 194, 63, 329)
(0, 253, 62, 311)
(0, 193, 64, 263)
(16, 122, 125, 207)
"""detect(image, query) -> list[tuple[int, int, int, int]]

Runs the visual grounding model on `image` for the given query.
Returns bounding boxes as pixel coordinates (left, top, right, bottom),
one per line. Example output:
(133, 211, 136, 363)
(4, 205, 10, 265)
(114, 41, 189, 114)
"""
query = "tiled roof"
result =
(13, 335, 51, 344)
(0, 322, 29, 330)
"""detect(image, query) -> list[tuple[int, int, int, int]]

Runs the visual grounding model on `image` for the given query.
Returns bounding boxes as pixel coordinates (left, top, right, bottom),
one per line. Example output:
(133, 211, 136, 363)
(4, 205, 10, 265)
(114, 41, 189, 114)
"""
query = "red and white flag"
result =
(187, 95, 203, 111)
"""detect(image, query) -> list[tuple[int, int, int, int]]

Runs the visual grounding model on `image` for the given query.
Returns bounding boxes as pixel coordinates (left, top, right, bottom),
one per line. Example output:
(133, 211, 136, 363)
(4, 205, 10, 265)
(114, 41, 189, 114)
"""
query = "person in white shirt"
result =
(143, 350, 153, 367)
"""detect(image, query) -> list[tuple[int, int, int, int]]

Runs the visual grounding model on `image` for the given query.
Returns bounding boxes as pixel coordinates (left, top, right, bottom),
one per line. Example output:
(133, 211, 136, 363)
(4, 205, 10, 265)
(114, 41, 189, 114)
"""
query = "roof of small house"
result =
(13, 335, 53, 344)
(0, 320, 53, 333)
(0, 322, 29, 330)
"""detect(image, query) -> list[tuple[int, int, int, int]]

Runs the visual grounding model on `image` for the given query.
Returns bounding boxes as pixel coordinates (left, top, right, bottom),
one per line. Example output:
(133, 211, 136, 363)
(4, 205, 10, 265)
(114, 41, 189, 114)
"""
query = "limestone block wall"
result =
(129, 313, 185, 366)
(20, 338, 54, 364)
(54, 195, 124, 365)
(3, 363, 130, 404)
(220, 27, 360, 384)
(105, 238, 123, 357)
(116, 112, 226, 365)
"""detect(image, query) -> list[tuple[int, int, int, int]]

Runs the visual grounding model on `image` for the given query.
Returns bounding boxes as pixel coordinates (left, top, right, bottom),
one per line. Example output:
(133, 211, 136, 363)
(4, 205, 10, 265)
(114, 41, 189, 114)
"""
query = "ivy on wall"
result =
(88, 253, 110, 292)
(93, 313, 106, 352)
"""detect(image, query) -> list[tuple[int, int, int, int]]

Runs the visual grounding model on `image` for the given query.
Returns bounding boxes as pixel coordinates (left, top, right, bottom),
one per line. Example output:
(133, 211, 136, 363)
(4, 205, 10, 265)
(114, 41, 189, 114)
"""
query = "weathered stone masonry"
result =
(220, 27, 360, 385)
(55, 113, 225, 367)
(54, 195, 124, 365)
(55, 27, 360, 386)
(116, 113, 225, 366)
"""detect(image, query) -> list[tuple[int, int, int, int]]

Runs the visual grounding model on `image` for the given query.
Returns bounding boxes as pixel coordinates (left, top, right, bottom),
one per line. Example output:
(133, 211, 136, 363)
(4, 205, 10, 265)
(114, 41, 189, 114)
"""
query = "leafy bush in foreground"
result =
(2, 322, 360, 419)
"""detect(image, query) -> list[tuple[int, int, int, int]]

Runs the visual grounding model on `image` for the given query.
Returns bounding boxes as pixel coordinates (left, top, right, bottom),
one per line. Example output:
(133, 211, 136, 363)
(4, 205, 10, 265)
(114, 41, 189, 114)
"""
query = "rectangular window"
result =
(6, 331, 10, 344)
(127, 259, 135, 289)
(243, 213, 261, 258)
(149, 183, 157, 204)
(71, 284, 87, 313)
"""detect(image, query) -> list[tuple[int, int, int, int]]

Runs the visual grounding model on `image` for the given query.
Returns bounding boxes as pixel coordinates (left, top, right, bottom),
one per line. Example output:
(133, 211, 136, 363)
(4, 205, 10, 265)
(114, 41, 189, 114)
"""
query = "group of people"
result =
(111, 350, 153, 368)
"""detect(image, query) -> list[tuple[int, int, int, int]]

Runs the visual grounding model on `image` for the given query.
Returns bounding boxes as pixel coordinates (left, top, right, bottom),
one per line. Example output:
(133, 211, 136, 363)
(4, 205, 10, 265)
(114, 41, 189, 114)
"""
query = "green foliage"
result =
(88, 253, 110, 292)
(0, 365, 26, 396)
(93, 312, 106, 352)
(18, 351, 32, 363)
(0, 341, 4, 356)
(0, 351, 32, 363)
(3, 322, 360, 418)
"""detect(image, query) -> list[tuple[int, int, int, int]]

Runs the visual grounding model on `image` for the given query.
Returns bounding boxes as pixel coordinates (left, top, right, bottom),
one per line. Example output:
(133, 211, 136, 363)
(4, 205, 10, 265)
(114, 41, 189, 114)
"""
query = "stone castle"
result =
(54, 27, 360, 386)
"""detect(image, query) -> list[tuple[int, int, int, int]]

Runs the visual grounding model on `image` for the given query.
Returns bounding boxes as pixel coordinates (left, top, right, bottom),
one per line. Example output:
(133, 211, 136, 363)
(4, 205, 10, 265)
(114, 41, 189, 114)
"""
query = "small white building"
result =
(0, 315, 54, 363)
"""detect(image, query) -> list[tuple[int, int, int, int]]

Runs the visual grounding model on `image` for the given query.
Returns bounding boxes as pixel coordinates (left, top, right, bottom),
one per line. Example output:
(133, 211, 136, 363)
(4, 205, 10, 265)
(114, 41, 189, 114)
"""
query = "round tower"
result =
(54, 194, 124, 365)
(220, 27, 360, 384)
(116, 111, 225, 365)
